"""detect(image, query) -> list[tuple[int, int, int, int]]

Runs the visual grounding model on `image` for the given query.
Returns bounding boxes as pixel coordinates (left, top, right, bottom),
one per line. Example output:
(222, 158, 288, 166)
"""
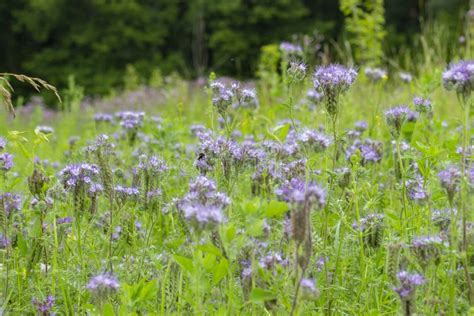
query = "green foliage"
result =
(340, 0, 386, 66)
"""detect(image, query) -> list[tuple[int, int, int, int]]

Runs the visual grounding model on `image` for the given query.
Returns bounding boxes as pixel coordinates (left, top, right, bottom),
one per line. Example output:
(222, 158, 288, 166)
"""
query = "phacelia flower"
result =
(35, 126, 54, 135)
(399, 72, 413, 83)
(313, 64, 357, 117)
(411, 235, 445, 267)
(276, 178, 326, 209)
(32, 295, 55, 315)
(288, 61, 307, 83)
(352, 213, 384, 248)
(0, 137, 6, 151)
(0, 153, 13, 171)
(364, 67, 387, 82)
(0, 192, 22, 217)
(297, 130, 331, 153)
(87, 273, 120, 297)
(442, 60, 474, 95)
(384, 105, 412, 137)
(413, 96, 432, 114)
(438, 165, 462, 202)
(280, 42, 303, 56)
(393, 271, 425, 300)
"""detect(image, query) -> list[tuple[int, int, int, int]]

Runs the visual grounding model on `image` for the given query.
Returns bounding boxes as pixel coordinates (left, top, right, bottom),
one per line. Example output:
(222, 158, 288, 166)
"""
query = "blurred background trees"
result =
(0, 0, 469, 96)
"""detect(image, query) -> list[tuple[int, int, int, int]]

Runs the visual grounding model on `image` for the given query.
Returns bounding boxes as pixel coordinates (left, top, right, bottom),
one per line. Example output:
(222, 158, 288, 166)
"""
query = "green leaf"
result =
(265, 200, 289, 218)
(197, 243, 222, 257)
(249, 288, 277, 303)
(213, 258, 229, 285)
(102, 302, 115, 316)
(173, 254, 194, 273)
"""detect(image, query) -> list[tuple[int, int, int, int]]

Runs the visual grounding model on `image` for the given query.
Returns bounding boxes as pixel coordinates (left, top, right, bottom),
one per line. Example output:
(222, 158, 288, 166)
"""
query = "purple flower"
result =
(288, 61, 307, 82)
(210, 81, 233, 115)
(116, 111, 145, 130)
(94, 113, 114, 123)
(297, 130, 331, 153)
(438, 165, 462, 201)
(0, 137, 6, 151)
(300, 278, 319, 298)
(276, 178, 326, 209)
(352, 213, 384, 232)
(280, 42, 303, 55)
(469, 167, 474, 186)
(35, 125, 54, 135)
(313, 64, 357, 94)
(442, 60, 474, 95)
(393, 271, 425, 300)
(346, 138, 383, 165)
(138, 154, 168, 175)
(59, 163, 100, 190)
(56, 217, 73, 225)
(32, 295, 55, 315)
(87, 273, 120, 297)
(364, 67, 387, 82)
(354, 121, 368, 132)
(0, 153, 13, 171)
(384, 105, 412, 137)
(399, 72, 412, 83)
(413, 96, 432, 114)
(0, 192, 22, 217)
(181, 203, 224, 230)
(407, 175, 429, 204)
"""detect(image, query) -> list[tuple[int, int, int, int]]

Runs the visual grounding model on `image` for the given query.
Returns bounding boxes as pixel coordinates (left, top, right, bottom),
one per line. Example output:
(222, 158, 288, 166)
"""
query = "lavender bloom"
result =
(354, 121, 368, 132)
(442, 60, 474, 95)
(35, 125, 54, 135)
(94, 113, 114, 123)
(346, 138, 383, 165)
(306, 89, 323, 108)
(413, 96, 432, 114)
(288, 61, 307, 82)
(313, 64, 357, 117)
(300, 278, 320, 299)
(56, 217, 73, 225)
(411, 235, 445, 267)
(432, 208, 454, 232)
(0, 233, 10, 248)
(32, 295, 55, 315)
(115, 186, 140, 204)
(297, 130, 331, 153)
(469, 168, 474, 186)
(352, 214, 384, 248)
(399, 72, 413, 83)
(0, 137, 6, 151)
(59, 163, 100, 190)
(280, 42, 303, 55)
(384, 105, 411, 137)
(138, 155, 168, 175)
(364, 67, 387, 82)
(0, 153, 13, 171)
(87, 273, 120, 297)
(0, 192, 22, 217)
(438, 165, 462, 202)
(177, 176, 230, 231)
(276, 178, 326, 209)
(259, 252, 289, 269)
(393, 271, 425, 300)
(88, 183, 104, 197)
(190, 124, 207, 137)
(210, 81, 233, 115)
(116, 111, 145, 130)
(407, 176, 429, 204)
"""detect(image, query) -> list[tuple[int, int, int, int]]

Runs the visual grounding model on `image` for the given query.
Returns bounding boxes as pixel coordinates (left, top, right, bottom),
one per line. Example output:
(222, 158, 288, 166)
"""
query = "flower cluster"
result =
(280, 42, 303, 56)
(352, 213, 384, 248)
(411, 235, 445, 267)
(0, 152, 13, 171)
(413, 96, 432, 114)
(32, 295, 55, 315)
(384, 105, 413, 137)
(346, 138, 383, 165)
(59, 163, 100, 191)
(177, 176, 230, 230)
(276, 178, 326, 209)
(297, 129, 331, 153)
(438, 165, 462, 202)
(0, 192, 22, 217)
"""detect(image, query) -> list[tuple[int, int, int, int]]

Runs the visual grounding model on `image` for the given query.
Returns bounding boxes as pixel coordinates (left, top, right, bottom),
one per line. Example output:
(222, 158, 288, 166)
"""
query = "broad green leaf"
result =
(249, 288, 277, 303)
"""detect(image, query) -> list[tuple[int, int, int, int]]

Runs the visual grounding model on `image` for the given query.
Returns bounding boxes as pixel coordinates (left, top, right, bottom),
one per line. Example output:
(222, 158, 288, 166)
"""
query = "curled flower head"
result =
(94, 113, 114, 123)
(346, 138, 383, 165)
(276, 178, 326, 209)
(393, 271, 425, 300)
(384, 105, 414, 137)
(300, 278, 320, 299)
(411, 235, 445, 267)
(0, 153, 13, 172)
(210, 81, 233, 115)
(59, 163, 100, 190)
(0, 192, 22, 217)
(442, 60, 474, 95)
(352, 213, 384, 248)
(280, 42, 303, 56)
(288, 61, 307, 83)
(35, 125, 54, 135)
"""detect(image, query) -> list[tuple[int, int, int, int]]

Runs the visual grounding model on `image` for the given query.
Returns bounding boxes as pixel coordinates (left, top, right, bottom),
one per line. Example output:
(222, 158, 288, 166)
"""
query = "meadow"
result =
(0, 44, 473, 315)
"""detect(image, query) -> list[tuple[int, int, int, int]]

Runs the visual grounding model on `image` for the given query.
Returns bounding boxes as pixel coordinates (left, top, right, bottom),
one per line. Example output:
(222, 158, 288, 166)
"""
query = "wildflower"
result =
(313, 64, 357, 118)
(181, 203, 224, 230)
(234, 88, 259, 110)
(59, 163, 100, 191)
(276, 178, 326, 209)
(288, 61, 307, 83)
(393, 271, 425, 300)
(399, 72, 413, 83)
(116, 111, 145, 130)
(354, 121, 368, 133)
(297, 130, 331, 153)
(0, 153, 13, 171)
(300, 278, 320, 299)
(335, 167, 351, 189)
(431, 208, 454, 232)
(32, 295, 55, 315)
(87, 273, 120, 297)
(438, 165, 462, 203)
(35, 126, 54, 135)
(364, 67, 387, 82)
(406, 175, 429, 204)
(411, 235, 445, 267)
(0, 192, 22, 217)
(0, 137, 6, 151)
(346, 138, 383, 165)
(115, 185, 140, 205)
(385, 105, 412, 138)
(56, 217, 73, 225)
(280, 42, 303, 56)
(210, 81, 233, 115)
(353, 213, 384, 248)
(306, 89, 323, 106)
(442, 60, 474, 96)
(94, 113, 114, 123)
(413, 96, 432, 114)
